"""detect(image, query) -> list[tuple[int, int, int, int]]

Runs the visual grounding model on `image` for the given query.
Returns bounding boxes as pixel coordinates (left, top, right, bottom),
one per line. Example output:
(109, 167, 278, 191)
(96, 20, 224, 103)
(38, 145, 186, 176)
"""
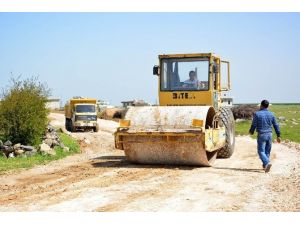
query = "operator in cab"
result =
(182, 70, 199, 88)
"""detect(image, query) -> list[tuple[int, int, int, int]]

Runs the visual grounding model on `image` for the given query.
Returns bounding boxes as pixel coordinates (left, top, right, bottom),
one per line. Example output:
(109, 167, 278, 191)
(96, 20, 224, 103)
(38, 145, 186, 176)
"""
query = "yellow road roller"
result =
(114, 53, 235, 166)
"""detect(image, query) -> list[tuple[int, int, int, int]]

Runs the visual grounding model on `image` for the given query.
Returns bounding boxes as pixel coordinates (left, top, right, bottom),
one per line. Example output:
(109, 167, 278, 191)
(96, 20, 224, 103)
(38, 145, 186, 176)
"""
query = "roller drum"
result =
(120, 106, 218, 166)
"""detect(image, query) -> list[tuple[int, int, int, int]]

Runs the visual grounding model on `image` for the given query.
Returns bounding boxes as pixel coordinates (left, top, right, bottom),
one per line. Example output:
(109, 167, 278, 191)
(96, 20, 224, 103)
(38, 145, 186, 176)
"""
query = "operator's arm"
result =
(249, 113, 257, 135)
(272, 114, 281, 142)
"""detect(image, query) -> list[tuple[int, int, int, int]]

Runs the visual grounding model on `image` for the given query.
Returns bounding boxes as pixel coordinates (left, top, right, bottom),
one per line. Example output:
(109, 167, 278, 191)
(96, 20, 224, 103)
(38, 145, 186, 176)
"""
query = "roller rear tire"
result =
(217, 107, 235, 158)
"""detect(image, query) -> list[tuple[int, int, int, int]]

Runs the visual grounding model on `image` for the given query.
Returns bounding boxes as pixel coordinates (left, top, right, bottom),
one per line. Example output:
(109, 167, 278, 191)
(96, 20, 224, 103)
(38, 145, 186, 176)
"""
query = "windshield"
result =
(75, 115, 97, 121)
(75, 105, 95, 113)
(161, 58, 209, 91)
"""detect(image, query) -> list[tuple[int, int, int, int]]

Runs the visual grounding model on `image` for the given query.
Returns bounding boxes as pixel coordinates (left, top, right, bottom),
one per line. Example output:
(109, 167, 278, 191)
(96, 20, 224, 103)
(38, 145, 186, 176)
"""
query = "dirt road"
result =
(0, 113, 299, 211)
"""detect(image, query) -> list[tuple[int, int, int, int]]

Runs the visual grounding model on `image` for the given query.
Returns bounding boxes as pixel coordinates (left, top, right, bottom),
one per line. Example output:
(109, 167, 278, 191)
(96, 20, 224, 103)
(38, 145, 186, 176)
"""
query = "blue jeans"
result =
(257, 133, 272, 167)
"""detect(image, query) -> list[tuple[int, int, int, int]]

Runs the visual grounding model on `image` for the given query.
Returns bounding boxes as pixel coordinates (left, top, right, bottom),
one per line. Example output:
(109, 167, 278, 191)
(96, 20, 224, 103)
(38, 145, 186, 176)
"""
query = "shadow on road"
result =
(214, 166, 264, 173)
(94, 156, 125, 160)
(90, 155, 195, 170)
(91, 155, 264, 173)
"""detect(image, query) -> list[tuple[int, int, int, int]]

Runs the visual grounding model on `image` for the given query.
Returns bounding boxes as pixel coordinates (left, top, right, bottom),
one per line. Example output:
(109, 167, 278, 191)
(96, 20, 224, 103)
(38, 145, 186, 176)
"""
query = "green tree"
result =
(0, 76, 51, 145)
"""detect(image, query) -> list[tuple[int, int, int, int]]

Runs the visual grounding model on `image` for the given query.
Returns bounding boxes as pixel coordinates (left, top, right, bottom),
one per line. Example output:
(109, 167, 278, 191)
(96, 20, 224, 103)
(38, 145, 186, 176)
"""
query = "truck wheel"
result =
(65, 119, 69, 131)
(71, 123, 76, 132)
(217, 107, 235, 158)
(94, 124, 99, 132)
(65, 118, 72, 131)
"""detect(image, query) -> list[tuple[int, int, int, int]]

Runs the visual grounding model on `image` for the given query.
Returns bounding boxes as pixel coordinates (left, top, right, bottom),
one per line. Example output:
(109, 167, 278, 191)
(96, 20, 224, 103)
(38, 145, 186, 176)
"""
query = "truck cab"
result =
(65, 98, 99, 132)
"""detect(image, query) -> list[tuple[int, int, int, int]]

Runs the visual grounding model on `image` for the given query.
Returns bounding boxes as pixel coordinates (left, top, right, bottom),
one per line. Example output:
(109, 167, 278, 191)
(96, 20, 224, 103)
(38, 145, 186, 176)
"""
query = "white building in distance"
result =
(46, 97, 61, 110)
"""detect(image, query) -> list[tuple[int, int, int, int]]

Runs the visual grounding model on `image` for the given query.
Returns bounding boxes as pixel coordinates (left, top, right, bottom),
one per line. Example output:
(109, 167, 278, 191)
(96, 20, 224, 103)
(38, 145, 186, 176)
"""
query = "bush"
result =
(0, 77, 50, 145)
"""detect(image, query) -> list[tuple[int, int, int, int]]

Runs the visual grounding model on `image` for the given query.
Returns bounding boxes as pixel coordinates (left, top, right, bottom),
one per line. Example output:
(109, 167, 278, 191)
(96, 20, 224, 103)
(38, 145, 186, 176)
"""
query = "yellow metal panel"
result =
(205, 129, 213, 151)
(212, 127, 226, 148)
(114, 130, 203, 150)
(159, 53, 218, 59)
(205, 127, 226, 152)
(192, 119, 203, 127)
(119, 119, 131, 128)
(159, 91, 213, 106)
(213, 129, 219, 144)
(69, 98, 97, 106)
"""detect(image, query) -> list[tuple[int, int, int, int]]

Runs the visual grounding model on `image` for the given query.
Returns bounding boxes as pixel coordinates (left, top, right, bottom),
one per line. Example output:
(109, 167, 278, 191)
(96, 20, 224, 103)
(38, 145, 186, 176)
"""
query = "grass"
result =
(235, 104, 300, 143)
(0, 132, 80, 173)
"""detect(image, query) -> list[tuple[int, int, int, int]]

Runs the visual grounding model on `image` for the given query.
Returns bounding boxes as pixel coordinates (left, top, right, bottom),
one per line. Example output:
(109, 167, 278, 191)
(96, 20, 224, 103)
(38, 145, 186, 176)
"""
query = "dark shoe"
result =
(264, 163, 272, 173)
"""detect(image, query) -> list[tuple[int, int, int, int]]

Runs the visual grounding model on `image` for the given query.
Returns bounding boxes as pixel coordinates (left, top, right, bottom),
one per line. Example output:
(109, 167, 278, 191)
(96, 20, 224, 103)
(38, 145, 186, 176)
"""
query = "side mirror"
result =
(213, 64, 219, 73)
(153, 65, 159, 75)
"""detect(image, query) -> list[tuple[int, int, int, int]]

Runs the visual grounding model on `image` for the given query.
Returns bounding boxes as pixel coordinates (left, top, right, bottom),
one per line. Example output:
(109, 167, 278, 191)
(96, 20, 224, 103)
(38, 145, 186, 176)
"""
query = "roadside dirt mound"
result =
(99, 108, 127, 121)
(231, 104, 259, 120)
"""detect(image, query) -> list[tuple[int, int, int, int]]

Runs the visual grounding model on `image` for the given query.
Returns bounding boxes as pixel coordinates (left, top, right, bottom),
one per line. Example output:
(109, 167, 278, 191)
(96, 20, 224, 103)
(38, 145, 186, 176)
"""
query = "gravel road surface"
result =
(0, 113, 299, 211)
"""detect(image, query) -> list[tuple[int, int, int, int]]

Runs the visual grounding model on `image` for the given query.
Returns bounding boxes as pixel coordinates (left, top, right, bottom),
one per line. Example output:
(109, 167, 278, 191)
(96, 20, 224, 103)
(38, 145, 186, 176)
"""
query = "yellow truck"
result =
(65, 97, 99, 132)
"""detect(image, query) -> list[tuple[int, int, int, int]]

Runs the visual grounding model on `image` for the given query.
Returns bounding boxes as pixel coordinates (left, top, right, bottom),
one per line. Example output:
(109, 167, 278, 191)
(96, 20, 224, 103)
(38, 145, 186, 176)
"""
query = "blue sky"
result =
(0, 13, 299, 105)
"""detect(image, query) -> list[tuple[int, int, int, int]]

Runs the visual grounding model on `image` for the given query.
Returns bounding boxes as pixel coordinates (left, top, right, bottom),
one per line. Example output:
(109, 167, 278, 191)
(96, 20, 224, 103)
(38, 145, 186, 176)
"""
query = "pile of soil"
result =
(231, 104, 259, 120)
(99, 108, 127, 121)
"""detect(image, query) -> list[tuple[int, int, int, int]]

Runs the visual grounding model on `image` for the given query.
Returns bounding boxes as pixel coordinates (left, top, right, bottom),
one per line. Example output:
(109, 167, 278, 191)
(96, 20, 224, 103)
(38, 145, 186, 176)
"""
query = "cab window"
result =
(161, 58, 209, 91)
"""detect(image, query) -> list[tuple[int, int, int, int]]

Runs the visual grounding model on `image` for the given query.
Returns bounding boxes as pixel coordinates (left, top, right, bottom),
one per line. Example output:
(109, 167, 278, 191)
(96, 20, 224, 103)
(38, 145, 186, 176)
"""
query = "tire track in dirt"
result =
(0, 162, 108, 209)
(0, 156, 182, 211)
(94, 167, 183, 211)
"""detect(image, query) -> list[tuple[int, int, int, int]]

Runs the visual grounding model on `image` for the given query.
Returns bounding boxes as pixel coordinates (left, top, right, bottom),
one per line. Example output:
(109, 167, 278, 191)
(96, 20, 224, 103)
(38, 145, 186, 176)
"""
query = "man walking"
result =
(249, 100, 281, 173)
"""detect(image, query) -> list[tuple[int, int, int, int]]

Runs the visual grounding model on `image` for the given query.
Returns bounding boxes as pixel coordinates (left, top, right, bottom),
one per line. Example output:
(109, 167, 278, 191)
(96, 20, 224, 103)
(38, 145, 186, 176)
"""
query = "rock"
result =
(52, 135, 59, 141)
(63, 147, 70, 152)
(39, 143, 56, 156)
(84, 138, 91, 145)
(78, 136, 85, 142)
(52, 140, 60, 147)
(278, 116, 286, 121)
(4, 140, 12, 146)
(44, 139, 53, 147)
(3, 146, 14, 154)
(60, 142, 65, 148)
(24, 149, 37, 157)
(56, 128, 63, 133)
(21, 145, 36, 152)
(2, 152, 7, 158)
(0, 140, 3, 148)
(47, 125, 55, 133)
(8, 152, 15, 158)
(40, 143, 51, 151)
(13, 143, 21, 150)
(14, 149, 25, 155)
(45, 133, 53, 140)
